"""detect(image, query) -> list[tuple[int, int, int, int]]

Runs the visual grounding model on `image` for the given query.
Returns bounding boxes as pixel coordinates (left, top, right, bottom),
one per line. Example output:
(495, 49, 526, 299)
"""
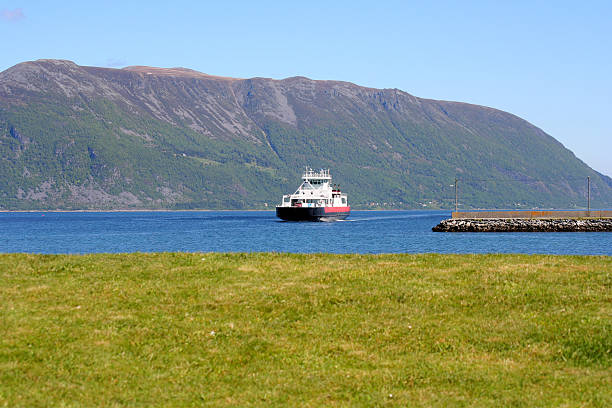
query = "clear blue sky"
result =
(2, 0, 611, 176)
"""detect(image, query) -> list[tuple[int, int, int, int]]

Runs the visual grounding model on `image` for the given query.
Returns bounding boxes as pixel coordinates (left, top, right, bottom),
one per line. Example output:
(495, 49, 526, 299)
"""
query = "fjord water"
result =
(1, 211, 610, 255)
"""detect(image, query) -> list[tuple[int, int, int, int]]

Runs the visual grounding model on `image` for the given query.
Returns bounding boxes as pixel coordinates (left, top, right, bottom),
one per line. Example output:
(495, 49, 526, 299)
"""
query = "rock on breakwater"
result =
(432, 218, 612, 232)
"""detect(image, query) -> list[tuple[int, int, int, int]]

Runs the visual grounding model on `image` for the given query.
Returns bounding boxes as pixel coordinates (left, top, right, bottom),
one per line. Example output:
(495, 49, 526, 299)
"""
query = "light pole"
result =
(454, 177, 458, 213)
(587, 176, 590, 214)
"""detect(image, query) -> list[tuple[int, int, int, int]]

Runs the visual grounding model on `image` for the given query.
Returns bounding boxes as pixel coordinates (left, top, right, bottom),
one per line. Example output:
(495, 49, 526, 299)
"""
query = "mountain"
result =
(1, 59, 611, 210)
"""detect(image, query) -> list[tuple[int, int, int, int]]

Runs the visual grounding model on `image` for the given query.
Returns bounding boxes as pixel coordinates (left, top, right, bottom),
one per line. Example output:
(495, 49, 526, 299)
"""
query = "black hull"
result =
(276, 206, 350, 222)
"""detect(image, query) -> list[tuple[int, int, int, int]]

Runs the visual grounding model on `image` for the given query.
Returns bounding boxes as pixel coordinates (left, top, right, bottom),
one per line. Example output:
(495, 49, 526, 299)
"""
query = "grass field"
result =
(1, 253, 610, 407)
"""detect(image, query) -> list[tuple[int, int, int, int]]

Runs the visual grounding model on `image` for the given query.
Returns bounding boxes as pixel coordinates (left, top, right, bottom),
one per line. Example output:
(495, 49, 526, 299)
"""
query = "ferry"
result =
(276, 168, 350, 221)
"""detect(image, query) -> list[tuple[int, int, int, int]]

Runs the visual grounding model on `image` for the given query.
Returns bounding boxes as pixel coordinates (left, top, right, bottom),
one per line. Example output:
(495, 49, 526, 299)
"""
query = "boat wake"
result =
(342, 213, 446, 222)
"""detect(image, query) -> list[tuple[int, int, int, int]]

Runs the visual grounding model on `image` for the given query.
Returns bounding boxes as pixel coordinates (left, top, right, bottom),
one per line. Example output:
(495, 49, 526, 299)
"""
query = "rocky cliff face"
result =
(1, 59, 611, 210)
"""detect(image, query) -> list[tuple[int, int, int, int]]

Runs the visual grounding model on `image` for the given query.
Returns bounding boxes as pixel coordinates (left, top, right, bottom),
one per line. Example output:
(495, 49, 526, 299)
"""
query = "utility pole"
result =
(454, 177, 458, 213)
(587, 176, 591, 214)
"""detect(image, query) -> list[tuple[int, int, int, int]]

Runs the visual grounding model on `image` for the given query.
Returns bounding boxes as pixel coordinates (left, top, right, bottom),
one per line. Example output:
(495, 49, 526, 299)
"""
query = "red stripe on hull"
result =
(323, 206, 351, 213)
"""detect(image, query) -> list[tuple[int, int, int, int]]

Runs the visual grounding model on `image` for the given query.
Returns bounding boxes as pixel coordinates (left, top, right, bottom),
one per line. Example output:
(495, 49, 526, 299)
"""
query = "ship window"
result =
(342, 198, 346, 204)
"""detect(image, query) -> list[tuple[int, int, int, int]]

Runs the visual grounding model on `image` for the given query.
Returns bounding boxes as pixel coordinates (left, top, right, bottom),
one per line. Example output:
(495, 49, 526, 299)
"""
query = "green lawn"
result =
(1, 253, 610, 407)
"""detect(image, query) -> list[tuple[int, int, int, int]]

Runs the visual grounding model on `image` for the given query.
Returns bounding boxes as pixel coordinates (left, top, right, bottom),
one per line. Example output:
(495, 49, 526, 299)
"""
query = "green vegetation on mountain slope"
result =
(1, 59, 610, 210)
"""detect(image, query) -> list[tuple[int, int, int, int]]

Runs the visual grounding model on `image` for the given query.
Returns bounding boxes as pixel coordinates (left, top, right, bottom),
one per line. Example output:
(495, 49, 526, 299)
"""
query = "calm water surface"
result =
(0, 210, 610, 255)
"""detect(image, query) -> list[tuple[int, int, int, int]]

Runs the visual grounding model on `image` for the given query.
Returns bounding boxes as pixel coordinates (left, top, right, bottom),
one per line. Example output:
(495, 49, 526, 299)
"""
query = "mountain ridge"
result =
(1, 59, 610, 210)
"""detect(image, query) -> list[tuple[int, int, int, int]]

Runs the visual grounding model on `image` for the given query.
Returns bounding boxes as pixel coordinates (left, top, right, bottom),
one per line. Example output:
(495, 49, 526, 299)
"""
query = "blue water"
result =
(0, 211, 610, 255)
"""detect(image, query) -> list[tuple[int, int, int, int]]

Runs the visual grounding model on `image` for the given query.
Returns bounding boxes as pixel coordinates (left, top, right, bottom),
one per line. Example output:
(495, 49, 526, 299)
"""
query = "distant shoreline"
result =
(0, 208, 447, 213)
(0, 209, 274, 213)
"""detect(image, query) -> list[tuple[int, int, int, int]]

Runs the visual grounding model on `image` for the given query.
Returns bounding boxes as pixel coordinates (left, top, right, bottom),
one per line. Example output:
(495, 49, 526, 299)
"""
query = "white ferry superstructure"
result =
(276, 168, 350, 221)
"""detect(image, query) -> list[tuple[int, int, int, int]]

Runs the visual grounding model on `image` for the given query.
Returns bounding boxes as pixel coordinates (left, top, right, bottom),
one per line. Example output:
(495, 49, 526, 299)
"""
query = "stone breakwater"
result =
(432, 218, 612, 232)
